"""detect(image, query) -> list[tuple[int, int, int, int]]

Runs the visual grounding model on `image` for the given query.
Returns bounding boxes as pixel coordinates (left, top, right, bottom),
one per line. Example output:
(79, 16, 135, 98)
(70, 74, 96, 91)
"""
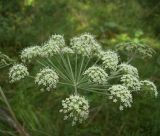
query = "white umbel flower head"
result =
(61, 47, 74, 54)
(41, 42, 59, 58)
(140, 80, 158, 97)
(70, 33, 101, 56)
(84, 66, 108, 84)
(35, 68, 59, 91)
(40, 34, 65, 57)
(59, 95, 89, 126)
(121, 74, 141, 91)
(9, 64, 29, 83)
(108, 84, 133, 110)
(49, 34, 65, 48)
(20, 46, 41, 63)
(102, 50, 119, 71)
(118, 63, 139, 78)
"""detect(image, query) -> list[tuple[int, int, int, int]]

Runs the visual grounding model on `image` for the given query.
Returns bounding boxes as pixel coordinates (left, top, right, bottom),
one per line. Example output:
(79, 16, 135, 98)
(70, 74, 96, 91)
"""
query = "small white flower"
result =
(60, 95, 89, 126)
(84, 66, 108, 84)
(119, 105, 124, 111)
(108, 85, 133, 110)
(20, 46, 41, 63)
(35, 68, 59, 91)
(140, 80, 158, 97)
(118, 63, 139, 78)
(121, 74, 141, 91)
(101, 50, 119, 71)
(70, 33, 101, 56)
(9, 64, 29, 83)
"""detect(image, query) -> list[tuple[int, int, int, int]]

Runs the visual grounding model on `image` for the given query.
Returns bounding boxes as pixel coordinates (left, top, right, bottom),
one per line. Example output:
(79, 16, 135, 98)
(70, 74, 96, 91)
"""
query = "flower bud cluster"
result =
(118, 63, 139, 78)
(9, 64, 29, 83)
(84, 66, 108, 84)
(121, 74, 141, 91)
(140, 80, 158, 97)
(41, 43, 59, 58)
(101, 50, 119, 71)
(35, 68, 59, 91)
(59, 95, 89, 126)
(41, 34, 65, 57)
(70, 33, 101, 56)
(20, 46, 41, 63)
(116, 42, 155, 58)
(49, 34, 65, 48)
(108, 85, 133, 110)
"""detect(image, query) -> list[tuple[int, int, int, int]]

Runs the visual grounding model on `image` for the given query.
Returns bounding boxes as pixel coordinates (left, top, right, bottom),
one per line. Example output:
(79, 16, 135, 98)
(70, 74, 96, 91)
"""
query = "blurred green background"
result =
(0, 0, 160, 136)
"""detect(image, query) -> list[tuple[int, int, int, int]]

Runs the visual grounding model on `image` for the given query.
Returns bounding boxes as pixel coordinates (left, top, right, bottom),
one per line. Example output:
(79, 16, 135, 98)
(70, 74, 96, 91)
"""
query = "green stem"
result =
(47, 58, 71, 81)
(77, 55, 85, 83)
(77, 56, 91, 84)
(36, 60, 46, 67)
(127, 51, 137, 64)
(54, 55, 71, 80)
(58, 82, 73, 86)
(58, 52, 72, 82)
(75, 53, 78, 81)
(0, 87, 30, 136)
(66, 54, 75, 82)
(80, 87, 107, 95)
(74, 84, 78, 95)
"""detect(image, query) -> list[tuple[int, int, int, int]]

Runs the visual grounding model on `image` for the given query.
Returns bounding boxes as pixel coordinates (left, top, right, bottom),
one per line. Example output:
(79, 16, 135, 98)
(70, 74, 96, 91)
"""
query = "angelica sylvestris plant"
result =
(8, 33, 158, 126)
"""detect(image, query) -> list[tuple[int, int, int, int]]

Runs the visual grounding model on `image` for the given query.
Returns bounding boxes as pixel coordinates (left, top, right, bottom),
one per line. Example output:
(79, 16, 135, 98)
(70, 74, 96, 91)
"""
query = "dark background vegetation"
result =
(0, 0, 160, 136)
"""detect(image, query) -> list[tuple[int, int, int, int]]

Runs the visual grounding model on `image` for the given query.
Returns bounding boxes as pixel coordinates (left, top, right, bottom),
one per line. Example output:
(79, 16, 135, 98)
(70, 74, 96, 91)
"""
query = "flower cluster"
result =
(59, 95, 89, 126)
(121, 74, 141, 91)
(70, 33, 101, 56)
(41, 34, 65, 57)
(9, 64, 29, 83)
(84, 66, 108, 84)
(41, 43, 59, 58)
(61, 47, 74, 54)
(96, 50, 105, 58)
(35, 68, 59, 91)
(140, 80, 158, 97)
(20, 46, 41, 63)
(136, 43, 155, 58)
(101, 50, 119, 71)
(118, 63, 139, 78)
(116, 42, 155, 58)
(49, 34, 65, 48)
(108, 85, 133, 110)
